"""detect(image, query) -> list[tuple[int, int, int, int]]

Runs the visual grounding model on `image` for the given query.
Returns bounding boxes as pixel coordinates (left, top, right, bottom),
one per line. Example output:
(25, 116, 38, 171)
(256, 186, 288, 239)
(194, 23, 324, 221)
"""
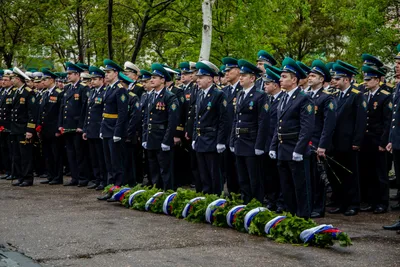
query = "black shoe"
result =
(39, 174, 49, 178)
(275, 206, 284, 214)
(311, 212, 323, 218)
(266, 203, 276, 211)
(106, 198, 117, 202)
(19, 182, 33, 187)
(64, 182, 78, 186)
(391, 203, 400, 210)
(78, 182, 88, 187)
(97, 194, 111, 201)
(40, 180, 50, 184)
(6, 176, 16, 181)
(383, 221, 400, 230)
(344, 209, 358, 216)
(328, 207, 342, 214)
(49, 180, 63, 185)
(0, 174, 9, 179)
(12, 181, 22, 186)
(87, 183, 98, 189)
(95, 185, 105, 191)
(360, 206, 373, 212)
(325, 201, 337, 207)
(373, 207, 387, 214)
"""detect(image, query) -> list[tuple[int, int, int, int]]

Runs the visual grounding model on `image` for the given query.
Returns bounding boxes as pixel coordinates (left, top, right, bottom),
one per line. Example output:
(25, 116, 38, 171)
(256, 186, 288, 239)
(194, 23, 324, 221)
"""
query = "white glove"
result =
(142, 142, 147, 149)
(230, 147, 234, 153)
(161, 143, 170, 151)
(292, 152, 303, 161)
(216, 144, 226, 153)
(269, 151, 276, 159)
(192, 141, 195, 150)
(99, 133, 103, 139)
(255, 149, 264, 156)
(113, 136, 121, 142)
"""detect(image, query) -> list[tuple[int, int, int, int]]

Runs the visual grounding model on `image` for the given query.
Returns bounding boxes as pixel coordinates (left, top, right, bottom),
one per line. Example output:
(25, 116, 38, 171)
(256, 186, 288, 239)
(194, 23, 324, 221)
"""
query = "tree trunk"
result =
(107, 0, 113, 60)
(199, 0, 213, 61)
(131, 9, 150, 63)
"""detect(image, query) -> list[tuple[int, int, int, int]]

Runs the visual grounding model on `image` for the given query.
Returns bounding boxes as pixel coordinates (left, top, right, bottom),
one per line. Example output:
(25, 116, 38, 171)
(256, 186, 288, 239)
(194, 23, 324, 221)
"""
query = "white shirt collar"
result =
(286, 87, 298, 98)
(341, 86, 351, 95)
(231, 80, 240, 90)
(202, 85, 213, 96)
(242, 85, 253, 97)
(48, 85, 56, 94)
(273, 90, 282, 100)
(369, 87, 380, 97)
(17, 85, 24, 94)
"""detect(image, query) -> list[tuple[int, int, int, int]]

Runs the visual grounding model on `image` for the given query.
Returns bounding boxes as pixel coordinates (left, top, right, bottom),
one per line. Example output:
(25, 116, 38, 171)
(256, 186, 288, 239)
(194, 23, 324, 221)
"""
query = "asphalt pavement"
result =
(0, 178, 399, 267)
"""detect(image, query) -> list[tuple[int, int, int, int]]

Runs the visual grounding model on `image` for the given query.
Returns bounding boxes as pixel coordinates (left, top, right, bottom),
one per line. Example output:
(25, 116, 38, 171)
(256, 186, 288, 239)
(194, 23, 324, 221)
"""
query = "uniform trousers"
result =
(236, 155, 263, 204)
(64, 132, 88, 184)
(42, 136, 63, 183)
(88, 138, 107, 186)
(196, 152, 222, 195)
(103, 137, 124, 186)
(11, 134, 33, 184)
(147, 149, 173, 190)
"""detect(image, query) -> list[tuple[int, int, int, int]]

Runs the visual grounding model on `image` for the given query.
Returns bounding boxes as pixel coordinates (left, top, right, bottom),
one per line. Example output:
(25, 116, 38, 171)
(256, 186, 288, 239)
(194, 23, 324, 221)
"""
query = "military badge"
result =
(31, 97, 35, 104)
(233, 97, 237, 106)
(180, 96, 185, 103)
(388, 102, 393, 110)
(362, 100, 367, 109)
(223, 100, 227, 107)
(86, 91, 90, 98)
(185, 94, 190, 101)
(120, 94, 126, 102)
(373, 101, 378, 110)
(207, 102, 212, 110)
(135, 102, 140, 108)
(328, 102, 334, 111)
(6, 98, 12, 104)
(306, 104, 313, 114)
(264, 103, 269, 112)
(314, 106, 318, 114)
(20, 97, 25, 104)
(249, 101, 254, 110)
(171, 103, 177, 111)
(95, 97, 102, 104)
(162, 103, 165, 110)
(74, 93, 79, 100)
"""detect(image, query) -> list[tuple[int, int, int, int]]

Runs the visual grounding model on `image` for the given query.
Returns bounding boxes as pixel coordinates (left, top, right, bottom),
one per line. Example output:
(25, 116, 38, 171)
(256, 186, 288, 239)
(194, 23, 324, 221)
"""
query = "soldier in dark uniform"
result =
(358, 65, 392, 214)
(327, 63, 367, 216)
(0, 70, 16, 180)
(262, 68, 284, 212)
(229, 59, 269, 203)
(336, 60, 361, 92)
(221, 57, 242, 195)
(269, 57, 314, 219)
(59, 62, 90, 186)
(255, 50, 277, 91)
(138, 69, 153, 185)
(10, 67, 37, 187)
(142, 63, 179, 190)
(82, 66, 107, 190)
(306, 60, 336, 218)
(180, 61, 202, 191)
(192, 60, 228, 195)
(99, 59, 129, 190)
(296, 61, 311, 91)
(119, 72, 141, 187)
(37, 69, 64, 185)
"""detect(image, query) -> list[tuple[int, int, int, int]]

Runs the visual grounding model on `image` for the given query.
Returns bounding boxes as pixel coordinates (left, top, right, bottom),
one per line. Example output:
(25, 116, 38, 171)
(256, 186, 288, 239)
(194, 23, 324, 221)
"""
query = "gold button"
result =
(198, 122, 200, 124)
(150, 118, 152, 121)
(279, 126, 281, 129)
(149, 131, 151, 134)
(393, 119, 395, 122)
(280, 120, 282, 122)
(239, 120, 241, 122)
(64, 116, 66, 118)
(393, 126, 396, 129)
(280, 141, 283, 144)
(366, 130, 368, 132)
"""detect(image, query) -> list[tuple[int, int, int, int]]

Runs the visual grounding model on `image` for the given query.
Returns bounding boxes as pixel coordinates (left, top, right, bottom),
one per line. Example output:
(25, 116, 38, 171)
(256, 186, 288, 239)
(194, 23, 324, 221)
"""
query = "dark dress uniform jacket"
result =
(270, 87, 315, 161)
(362, 88, 392, 150)
(58, 81, 89, 131)
(332, 87, 367, 152)
(265, 92, 283, 151)
(230, 86, 269, 156)
(126, 91, 141, 141)
(131, 81, 145, 99)
(193, 85, 227, 152)
(0, 87, 16, 130)
(184, 82, 198, 139)
(10, 85, 37, 135)
(38, 87, 64, 138)
(222, 83, 242, 146)
(309, 88, 336, 149)
(100, 81, 129, 138)
(169, 84, 186, 138)
(83, 86, 106, 139)
(390, 84, 400, 150)
(142, 87, 179, 150)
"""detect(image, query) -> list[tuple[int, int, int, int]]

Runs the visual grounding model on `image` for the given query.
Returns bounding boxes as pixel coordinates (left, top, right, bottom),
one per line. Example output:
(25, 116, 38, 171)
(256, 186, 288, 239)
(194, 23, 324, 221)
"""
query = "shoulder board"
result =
(12, 87, 17, 91)
(322, 90, 331, 95)
(117, 83, 123, 88)
(354, 83, 359, 87)
(129, 91, 136, 97)
(381, 90, 390, 95)
(351, 88, 360, 94)
(56, 89, 62, 93)
(256, 77, 261, 81)
(136, 83, 143, 87)
(379, 81, 383, 85)
(364, 92, 368, 95)
(81, 82, 87, 86)
(25, 87, 32, 92)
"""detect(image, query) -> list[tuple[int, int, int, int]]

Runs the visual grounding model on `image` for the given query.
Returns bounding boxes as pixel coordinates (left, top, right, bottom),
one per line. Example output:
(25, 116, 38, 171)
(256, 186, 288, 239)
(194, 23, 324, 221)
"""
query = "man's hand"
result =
(142, 142, 147, 149)
(113, 136, 121, 142)
(292, 152, 303, 162)
(185, 132, 190, 141)
(25, 132, 33, 139)
(352, 145, 360, 151)
(269, 151, 276, 159)
(378, 146, 386, 152)
(82, 133, 87, 140)
(216, 144, 226, 153)
(255, 149, 264, 156)
(386, 143, 393, 153)
(161, 143, 170, 151)
(174, 137, 181, 145)
(55, 133, 61, 137)
(76, 128, 83, 133)
(317, 147, 326, 157)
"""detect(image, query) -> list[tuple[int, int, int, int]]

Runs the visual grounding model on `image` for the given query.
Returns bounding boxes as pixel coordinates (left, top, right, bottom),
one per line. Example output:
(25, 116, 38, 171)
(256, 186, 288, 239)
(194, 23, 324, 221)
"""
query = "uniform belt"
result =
(103, 113, 118, 119)
(235, 128, 255, 134)
(278, 132, 299, 141)
(196, 127, 216, 135)
(148, 123, 166, 130)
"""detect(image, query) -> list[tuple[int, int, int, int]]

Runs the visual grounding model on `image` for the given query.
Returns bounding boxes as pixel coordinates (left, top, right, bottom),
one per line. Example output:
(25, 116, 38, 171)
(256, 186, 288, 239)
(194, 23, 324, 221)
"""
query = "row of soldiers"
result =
(1, 47, 400, 221)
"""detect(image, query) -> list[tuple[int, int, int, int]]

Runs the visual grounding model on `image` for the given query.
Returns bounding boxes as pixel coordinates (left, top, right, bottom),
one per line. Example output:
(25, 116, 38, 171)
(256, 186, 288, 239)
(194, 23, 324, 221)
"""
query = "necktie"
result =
(199, 91, 205, 103)
(341, 92, 345, 99)
(238, 91, 245, 105)
(368, 93, 373, 103)
(281, 93, 288, 110)
(270, 95, 274, 104)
